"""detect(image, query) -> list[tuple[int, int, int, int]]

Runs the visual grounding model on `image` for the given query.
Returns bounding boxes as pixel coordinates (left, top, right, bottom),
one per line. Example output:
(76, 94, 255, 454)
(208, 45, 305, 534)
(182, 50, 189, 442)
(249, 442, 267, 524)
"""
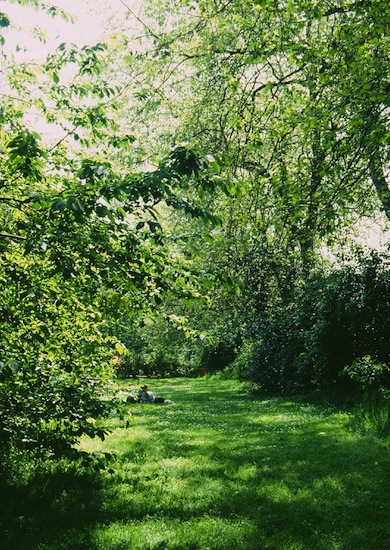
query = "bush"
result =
(307, 251, 390, 386)
(247, 250, 390, 392)
(0, 360, 111, 455)
(201, 339, 238, 374)
(343, 356, 390, 435)
(228, 340, 257, 380)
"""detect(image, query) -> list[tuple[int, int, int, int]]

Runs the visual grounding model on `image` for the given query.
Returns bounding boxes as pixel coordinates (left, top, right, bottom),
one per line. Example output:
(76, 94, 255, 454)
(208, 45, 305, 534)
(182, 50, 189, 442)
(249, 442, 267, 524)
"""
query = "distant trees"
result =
(131, 0, 390, 390)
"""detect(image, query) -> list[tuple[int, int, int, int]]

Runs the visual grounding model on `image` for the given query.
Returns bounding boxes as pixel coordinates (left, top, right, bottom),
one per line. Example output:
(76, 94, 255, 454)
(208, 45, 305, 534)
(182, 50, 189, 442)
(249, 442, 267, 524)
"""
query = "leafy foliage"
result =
(343, 356, 390, 391)
(1, 0, 390, 456)
(130, 0, 390, 395)
(139, 0, 390, 262)
(343, 356, 390, 437)
(0, 5, 225, 454)
(242, 250, 390, 392)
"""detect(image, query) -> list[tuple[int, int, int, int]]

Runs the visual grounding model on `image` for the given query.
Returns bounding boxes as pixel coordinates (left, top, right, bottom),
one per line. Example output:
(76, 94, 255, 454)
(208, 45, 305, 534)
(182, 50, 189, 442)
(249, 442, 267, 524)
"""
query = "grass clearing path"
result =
(2, 377, 390, 549)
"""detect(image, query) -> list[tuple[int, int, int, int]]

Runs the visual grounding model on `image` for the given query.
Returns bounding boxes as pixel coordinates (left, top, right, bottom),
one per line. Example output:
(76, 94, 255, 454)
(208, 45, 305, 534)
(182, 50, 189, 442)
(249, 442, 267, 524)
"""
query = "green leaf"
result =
(115, 342, 128, 355)
(0, 13, 10, 28)
(95, 204, 108, 217)
(8, 361, 20, 374)
(52, 198, 68, 212)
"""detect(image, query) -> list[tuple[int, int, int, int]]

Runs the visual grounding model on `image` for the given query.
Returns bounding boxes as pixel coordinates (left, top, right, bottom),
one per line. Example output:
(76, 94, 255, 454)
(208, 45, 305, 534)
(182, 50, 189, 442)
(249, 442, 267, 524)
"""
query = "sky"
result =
(0, 0, 144, 141)
(1, 0, 136, 58)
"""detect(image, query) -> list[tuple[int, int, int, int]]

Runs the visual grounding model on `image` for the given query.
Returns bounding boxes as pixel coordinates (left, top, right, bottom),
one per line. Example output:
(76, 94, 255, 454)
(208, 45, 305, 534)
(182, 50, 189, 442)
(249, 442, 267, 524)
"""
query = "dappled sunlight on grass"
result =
(81, 378, 390, 549)
(2, 377, 389, 549)
(91, 515, 257, 550)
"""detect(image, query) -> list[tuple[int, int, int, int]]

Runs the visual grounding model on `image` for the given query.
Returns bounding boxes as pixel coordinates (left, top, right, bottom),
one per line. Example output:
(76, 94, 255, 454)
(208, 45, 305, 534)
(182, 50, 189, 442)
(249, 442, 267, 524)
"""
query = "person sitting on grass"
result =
(126, 384, 172, 404)
(138, 384, 155, 403)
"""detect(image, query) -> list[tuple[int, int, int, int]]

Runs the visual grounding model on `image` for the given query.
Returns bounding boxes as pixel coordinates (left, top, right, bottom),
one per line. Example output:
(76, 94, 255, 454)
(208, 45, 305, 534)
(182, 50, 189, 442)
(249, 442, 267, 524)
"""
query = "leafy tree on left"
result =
(0, 5, 220, 455)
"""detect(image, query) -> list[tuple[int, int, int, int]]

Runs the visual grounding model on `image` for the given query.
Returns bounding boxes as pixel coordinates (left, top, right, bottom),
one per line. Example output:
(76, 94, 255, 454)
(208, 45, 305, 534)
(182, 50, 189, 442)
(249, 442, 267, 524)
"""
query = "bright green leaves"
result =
(0, 248, 112, 452)
(158, 0, 390, 241)
(7, 130, 47, 181)
(8, 0, 74, 22)
(44, 4, 75, 23)
(109, 133, 137, 149)
(78, 160, 109, 182)
(79, 43, 108, 76)
(39, 42, 114, 145)
(0, 0, 240, 456)
(343, 356, 390, 390)
(51, 195, 87, 222)
(46, 42, 108, 76)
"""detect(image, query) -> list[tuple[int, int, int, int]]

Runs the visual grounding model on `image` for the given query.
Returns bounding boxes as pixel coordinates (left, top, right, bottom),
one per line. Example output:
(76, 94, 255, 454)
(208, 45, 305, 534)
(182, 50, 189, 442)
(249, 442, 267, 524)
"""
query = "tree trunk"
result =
(368, 150, 390, 222)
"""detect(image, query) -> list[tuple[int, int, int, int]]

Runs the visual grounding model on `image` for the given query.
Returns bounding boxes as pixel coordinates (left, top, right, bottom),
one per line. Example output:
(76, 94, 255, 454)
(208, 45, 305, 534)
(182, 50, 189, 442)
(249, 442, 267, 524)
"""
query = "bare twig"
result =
(0, 232, 26, 241)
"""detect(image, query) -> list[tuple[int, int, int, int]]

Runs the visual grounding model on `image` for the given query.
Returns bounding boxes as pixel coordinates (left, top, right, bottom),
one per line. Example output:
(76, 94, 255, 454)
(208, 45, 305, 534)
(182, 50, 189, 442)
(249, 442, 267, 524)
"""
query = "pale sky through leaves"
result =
(0, 0, 143, 139)
(1, 0, 133, 57)
(1, 0, 388, 248)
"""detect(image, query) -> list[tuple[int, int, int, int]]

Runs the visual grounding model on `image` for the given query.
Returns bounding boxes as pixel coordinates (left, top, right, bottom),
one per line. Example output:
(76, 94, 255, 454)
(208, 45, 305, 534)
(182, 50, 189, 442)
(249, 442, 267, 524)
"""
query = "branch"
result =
(120, 0, 160, 40)
(0, 232, 26, 241)
(47, 123, 81, 152)
(0, 92, 32, 105)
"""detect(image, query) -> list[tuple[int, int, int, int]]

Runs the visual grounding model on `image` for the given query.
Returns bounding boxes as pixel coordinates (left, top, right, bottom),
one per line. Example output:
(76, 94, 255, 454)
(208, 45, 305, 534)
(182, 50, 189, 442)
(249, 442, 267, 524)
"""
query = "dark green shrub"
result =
(308, 252, 390, 386)
(343, 356, 390, 435)
(201, 338, 238, 373)
(248, 250, 390, 392)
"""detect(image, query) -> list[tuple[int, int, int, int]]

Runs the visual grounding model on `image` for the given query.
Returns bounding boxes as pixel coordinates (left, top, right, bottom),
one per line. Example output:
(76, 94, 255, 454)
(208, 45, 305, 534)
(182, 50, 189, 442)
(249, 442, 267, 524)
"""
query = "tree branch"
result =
(0, 232, 26, 241)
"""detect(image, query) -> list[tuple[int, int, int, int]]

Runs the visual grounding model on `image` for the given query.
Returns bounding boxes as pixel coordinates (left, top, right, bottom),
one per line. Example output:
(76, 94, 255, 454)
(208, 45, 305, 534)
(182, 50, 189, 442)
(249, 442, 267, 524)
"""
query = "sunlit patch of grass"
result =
(91, 515, 257, 550)
(2, 377, 390, 549)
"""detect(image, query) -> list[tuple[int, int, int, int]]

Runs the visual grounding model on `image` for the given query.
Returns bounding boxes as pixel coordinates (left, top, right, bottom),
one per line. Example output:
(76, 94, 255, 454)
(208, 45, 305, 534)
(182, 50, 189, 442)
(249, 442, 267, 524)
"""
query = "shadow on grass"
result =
(1, 377, 389, 549)
(0, 456, 105, 550)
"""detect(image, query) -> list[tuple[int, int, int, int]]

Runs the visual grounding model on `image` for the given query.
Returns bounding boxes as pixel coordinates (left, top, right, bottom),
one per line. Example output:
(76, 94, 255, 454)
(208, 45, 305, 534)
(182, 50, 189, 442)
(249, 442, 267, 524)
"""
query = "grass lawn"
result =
(1, 377, 389, 549)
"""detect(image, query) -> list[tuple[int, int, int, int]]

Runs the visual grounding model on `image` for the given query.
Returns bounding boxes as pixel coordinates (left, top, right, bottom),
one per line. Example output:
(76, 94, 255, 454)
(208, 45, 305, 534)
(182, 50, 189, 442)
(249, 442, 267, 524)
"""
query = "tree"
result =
(121, 0, 390, 387)
(0, 3, 222, 453)
(138, 0, 390, 241)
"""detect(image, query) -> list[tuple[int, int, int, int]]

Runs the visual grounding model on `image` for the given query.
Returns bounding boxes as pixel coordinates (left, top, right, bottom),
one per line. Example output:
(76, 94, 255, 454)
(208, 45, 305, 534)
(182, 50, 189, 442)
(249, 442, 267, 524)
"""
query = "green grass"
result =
(1, 377, 390, 549)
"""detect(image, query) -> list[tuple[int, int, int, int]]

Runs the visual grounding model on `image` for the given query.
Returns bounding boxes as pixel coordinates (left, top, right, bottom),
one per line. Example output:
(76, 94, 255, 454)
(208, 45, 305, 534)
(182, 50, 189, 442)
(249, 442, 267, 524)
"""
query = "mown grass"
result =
(1, 377, 389, 549)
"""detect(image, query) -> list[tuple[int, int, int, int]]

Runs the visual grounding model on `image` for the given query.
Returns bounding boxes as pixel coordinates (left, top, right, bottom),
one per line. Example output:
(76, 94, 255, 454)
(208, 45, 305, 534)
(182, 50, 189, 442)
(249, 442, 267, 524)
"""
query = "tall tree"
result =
(138, 0, 390, 242)
(0, 2, 222, 453)
(114, 0, 390, 379)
